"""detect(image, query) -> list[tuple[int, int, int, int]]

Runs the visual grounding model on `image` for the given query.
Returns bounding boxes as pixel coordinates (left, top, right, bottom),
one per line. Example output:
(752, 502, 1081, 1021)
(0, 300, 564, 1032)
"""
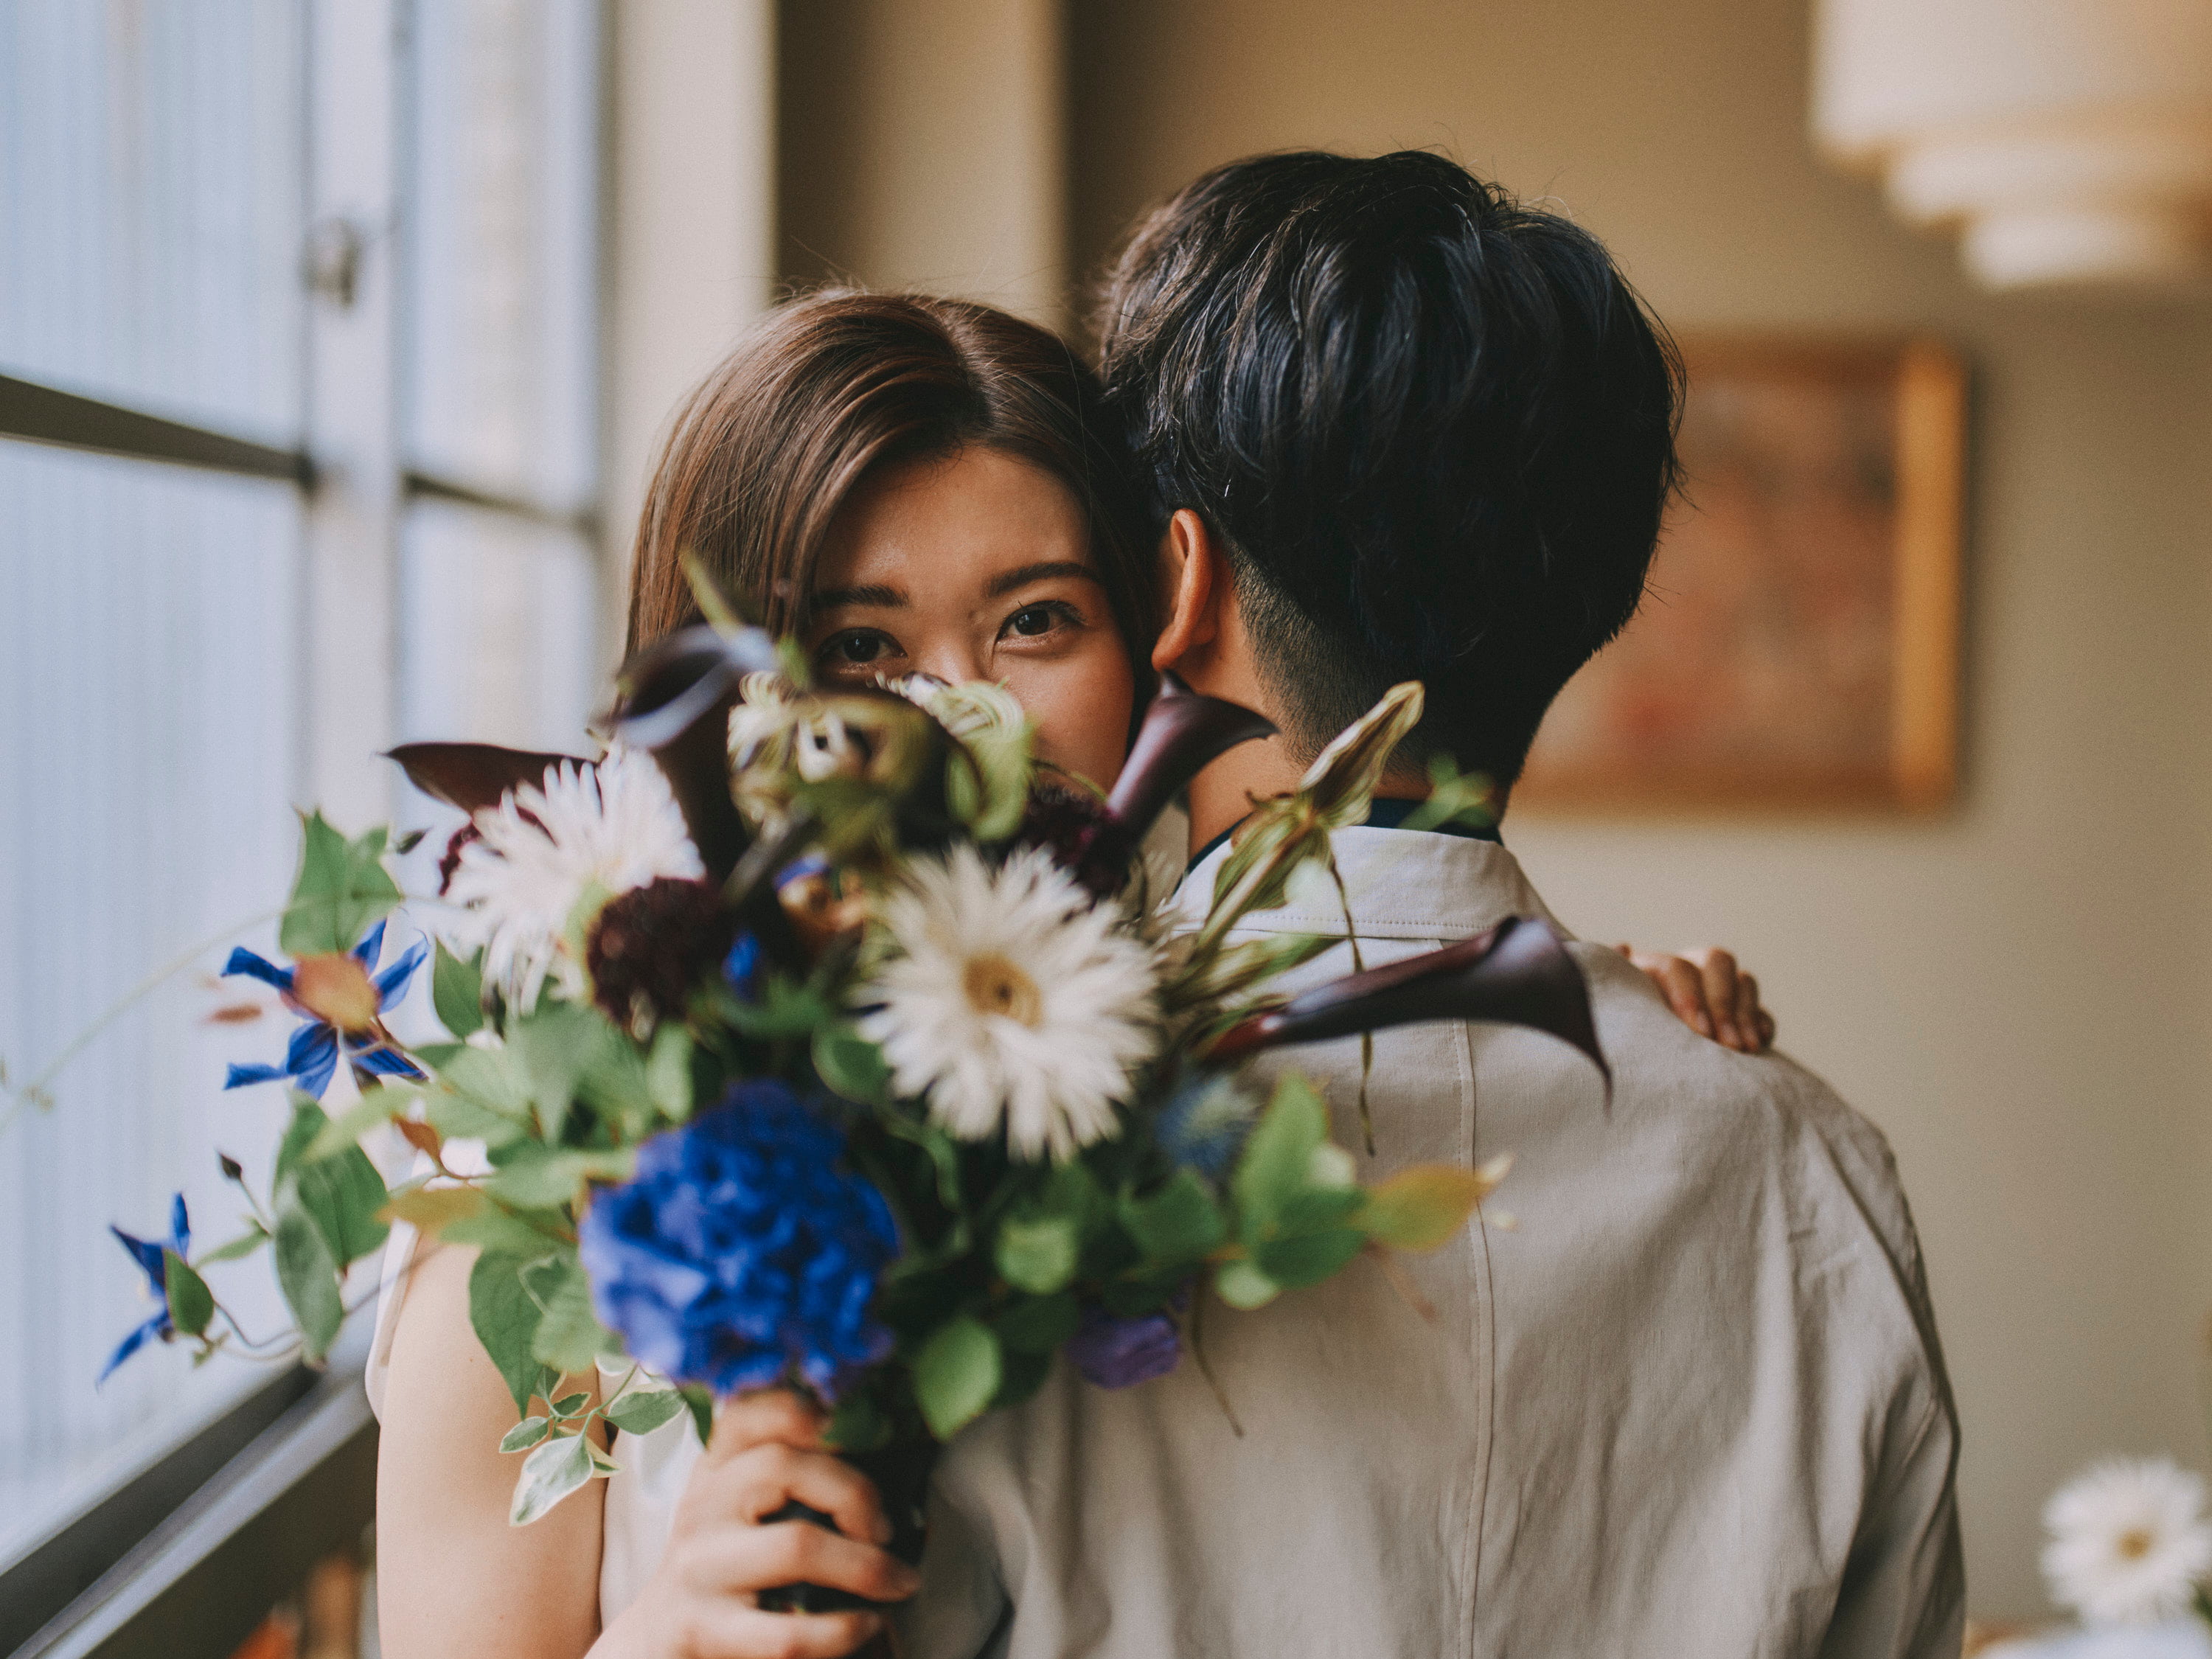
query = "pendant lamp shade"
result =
(1812, 0, 2212, 291)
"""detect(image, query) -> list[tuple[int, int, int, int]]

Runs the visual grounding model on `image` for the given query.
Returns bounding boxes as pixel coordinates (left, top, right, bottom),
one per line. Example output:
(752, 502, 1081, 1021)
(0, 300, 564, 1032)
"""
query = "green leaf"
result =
(995, 1214, 1079, 1295)
(1253, 1226, 1366, 1290)
(644, 1023, 694, 1122)
(1214, 1257, 1281, 1310)
(990, 1344, 1053, 1412)
(1231, 1073, 1329, 1234)
(273, 1095, 325, 1193)
(824, 1389, 890, 1454)
(603, 1388, 686, 1436)
(483, 1146, 633, 1210)
(470, 1251, 552, 1414)
(913, 1315, 1001, 1441)
(1121, 1170, 1227, 1264)
(305, 1085, 412, 1161)
(525, 1255, 618, 1376)
(290, 1105, 392, 1267)
(549, 1391, 593, 1417)
(196, 1226, 268, 1266)
(510, 1002, 616, 1144)
(499, 1415, 552, 1453)
(725, 975, 834, 1039)
(1275, 1186, 1365, 1237)
(678, 1383, 714, 1447)
(281, 813, 402, 957)
(440, 1206, 569, 1258)
(163, 1250, 215, 1338)
(273, 1203, 345, 1360)
(1359, 1163, 1494, 1252)
(813, 1026, 891, 1107)
(992, 1292, 1079, 1354)
(509, 1430, 595, 1526)
(416, 1043, 533, 1147)
(432, 940, 484, 1038)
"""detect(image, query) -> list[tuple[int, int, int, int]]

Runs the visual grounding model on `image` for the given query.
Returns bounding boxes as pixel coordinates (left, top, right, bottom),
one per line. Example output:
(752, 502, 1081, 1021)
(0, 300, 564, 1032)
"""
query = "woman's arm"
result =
(377, 1245, 911, 1659)
(376, 1242, 607, 1658)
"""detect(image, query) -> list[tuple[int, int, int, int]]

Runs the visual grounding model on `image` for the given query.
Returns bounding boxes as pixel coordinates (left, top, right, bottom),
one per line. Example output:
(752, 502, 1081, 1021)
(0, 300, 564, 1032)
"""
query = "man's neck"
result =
(1183, 735, 1433, 856)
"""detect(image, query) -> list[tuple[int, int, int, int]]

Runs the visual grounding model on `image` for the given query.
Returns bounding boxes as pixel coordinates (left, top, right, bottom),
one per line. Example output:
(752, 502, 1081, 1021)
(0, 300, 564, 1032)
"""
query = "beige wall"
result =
(1067, 0, 2212, 1618)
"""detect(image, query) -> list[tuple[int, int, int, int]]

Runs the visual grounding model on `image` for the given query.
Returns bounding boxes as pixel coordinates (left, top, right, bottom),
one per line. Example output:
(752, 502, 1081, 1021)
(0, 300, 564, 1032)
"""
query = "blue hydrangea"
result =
(579, 1080, 899, 1399)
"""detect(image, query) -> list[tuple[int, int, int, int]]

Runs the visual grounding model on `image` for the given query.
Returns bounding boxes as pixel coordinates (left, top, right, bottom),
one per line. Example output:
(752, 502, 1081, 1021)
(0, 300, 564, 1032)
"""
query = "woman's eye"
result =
(1001, 602, 1074, 640)
(818, 630, 897, 669)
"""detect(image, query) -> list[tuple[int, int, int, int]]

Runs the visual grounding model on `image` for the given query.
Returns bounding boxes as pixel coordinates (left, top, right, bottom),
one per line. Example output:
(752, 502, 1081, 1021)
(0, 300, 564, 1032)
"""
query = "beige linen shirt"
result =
(894, 826, 1963, 1659)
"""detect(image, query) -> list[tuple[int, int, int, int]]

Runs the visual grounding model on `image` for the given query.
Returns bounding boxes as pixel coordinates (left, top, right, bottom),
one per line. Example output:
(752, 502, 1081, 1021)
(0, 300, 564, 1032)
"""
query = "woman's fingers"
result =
(680, 1603, 884, 1659)
(706, 1389, 827, 1466)
(717, 1443, 893, 1545)
(1626, 948, 1714, 1040)
(683, 1517, 921, 1603)
(1685, 948, 1743, 1049)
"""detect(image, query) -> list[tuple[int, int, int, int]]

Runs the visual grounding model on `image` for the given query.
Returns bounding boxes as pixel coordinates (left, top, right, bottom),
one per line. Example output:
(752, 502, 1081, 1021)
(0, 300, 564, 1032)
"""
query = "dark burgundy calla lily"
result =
(612, 624, 780, 881)
(1105, 673, 1276, 846)
(1206, 915, 1609, 1089)
(386, 742, 584, 815)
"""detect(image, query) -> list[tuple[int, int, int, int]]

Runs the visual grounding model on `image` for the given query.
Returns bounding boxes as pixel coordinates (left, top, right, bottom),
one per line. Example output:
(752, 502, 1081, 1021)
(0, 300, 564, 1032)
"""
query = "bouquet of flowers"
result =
(103, 599, 1606, 1599)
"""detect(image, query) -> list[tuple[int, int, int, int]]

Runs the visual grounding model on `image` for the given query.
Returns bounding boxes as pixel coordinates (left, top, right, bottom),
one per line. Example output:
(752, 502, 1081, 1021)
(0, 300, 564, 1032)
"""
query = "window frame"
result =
(0, 0, 613, 1646)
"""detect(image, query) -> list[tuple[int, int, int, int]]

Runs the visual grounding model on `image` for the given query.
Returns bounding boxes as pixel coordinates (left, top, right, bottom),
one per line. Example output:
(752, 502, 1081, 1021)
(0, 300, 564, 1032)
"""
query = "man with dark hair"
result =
(902, 152, 1962, 1658)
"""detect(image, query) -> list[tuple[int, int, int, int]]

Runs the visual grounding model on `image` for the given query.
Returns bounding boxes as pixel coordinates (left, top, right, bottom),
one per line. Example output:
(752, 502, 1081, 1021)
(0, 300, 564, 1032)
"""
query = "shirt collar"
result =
(1183, 795, 1502, 879)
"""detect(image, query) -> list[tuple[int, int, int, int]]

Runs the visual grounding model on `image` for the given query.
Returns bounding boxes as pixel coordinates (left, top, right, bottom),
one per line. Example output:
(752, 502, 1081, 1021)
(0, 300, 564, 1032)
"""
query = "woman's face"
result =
(804, 445, 1137, 793)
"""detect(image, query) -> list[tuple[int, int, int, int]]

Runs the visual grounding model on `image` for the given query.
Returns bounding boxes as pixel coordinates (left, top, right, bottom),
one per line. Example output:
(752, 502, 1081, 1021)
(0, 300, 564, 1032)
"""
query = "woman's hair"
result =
(625, 290, 1156, 678)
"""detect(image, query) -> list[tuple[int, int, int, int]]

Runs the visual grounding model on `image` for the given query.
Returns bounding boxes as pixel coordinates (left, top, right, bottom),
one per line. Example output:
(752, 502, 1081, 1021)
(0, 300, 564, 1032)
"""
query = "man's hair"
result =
(1095, 150, 1682, 790)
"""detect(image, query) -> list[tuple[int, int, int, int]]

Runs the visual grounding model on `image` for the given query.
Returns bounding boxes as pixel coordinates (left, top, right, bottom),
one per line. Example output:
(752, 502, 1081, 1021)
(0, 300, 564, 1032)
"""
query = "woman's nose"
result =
(913, 641, 987, 685)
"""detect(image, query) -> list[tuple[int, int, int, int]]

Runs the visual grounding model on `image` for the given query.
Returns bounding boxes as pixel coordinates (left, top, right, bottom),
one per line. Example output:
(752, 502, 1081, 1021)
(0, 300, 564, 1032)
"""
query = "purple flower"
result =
(100, 1194, 189, 1382)
(222, 920, 427, 1098)
(1065, 1304, 1182, 1389)
(579, 1081, 899, 1399)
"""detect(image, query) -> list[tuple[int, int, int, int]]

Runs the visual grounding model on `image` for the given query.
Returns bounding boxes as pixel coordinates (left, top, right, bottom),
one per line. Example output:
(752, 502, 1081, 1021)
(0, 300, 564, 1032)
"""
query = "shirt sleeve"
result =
(1818, 1389, 1965, 1659)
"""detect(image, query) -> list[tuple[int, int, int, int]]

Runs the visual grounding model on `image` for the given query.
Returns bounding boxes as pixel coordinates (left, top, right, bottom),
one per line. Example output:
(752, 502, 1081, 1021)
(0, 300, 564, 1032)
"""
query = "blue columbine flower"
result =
(101, 1193, 189, 1382)
(222, 920, 427, 1098)
(578, 1079, 899, 1399)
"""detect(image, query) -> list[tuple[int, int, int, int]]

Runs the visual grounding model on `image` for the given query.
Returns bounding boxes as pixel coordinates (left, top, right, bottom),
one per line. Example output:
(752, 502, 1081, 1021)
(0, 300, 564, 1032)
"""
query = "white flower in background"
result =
(446, 745, 703, 1009)
(860, 845, 1158, 1161)
(2042, 1456, 2212, 1626)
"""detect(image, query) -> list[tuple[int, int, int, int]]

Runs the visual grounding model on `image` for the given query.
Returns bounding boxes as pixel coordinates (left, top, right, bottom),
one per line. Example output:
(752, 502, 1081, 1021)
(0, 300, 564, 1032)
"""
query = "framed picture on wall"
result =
(1514, 336, 1966, 812)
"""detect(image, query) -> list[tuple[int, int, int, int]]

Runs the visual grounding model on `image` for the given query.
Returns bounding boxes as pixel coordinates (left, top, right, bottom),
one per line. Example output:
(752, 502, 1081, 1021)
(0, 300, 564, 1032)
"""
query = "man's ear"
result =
(1152, 508, 1228, 676)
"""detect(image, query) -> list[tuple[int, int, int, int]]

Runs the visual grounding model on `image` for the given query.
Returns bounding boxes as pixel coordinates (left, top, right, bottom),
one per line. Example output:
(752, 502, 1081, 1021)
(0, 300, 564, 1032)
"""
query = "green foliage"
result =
(825, 1388, 890, 1454)
(1359, 1164, 1492, 1251)
(500, 1415, 552, 1453)
(992, 1292, 1079, 1354)
(163, 1250, 214, 1338)
(1119, 1169, 1226, 1265)
(644, 1023, 694, 1123)
(813, 1026, 891, 1107)
(471, 1251, 552, 1414)
(914, 1316, 1001, 1440)
(1399, 754, 1496, 835)
(273, 1204, 344, 1360)
(196, 1226, 268, 1266)
(281, 813, 402, 957)
(511, 1001, 621, 1144)
(524, 1254, 617, 1375)
(724, 975, 835, 1040)
(482, 1146, 634, 1210)
(305, 1085, 412, 1160)
(994, 1214, 1079, 1295)
(432, 941, 484, 1038)
(509, 1431, 594, 1526)
(415, 1042, 533, 1147)
(1232, 1074, 1329, 1227)
(678, 1384, 714, 1447)
(603, 1388, 685, 1436)
(282, 1099, 390, 1265)
(437, 1205, 568, 1258)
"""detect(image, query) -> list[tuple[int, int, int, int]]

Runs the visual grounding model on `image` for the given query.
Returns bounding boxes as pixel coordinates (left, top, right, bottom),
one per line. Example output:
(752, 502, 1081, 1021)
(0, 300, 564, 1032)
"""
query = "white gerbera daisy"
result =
(2042, 1457, 2212, 1626)
(446, 744, 703, 1008)
(859, 845, 1158, 1161)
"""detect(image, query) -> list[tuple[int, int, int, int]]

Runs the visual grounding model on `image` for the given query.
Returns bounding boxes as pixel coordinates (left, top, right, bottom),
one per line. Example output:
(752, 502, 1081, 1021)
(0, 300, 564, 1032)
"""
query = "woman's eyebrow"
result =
(810, 582, 907, 610)
(985, 560, 1100, 597)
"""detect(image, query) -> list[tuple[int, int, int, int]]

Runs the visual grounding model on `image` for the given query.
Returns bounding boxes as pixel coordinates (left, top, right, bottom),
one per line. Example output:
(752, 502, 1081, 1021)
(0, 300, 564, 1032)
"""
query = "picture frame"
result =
(1514, 335, 1966, 813)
